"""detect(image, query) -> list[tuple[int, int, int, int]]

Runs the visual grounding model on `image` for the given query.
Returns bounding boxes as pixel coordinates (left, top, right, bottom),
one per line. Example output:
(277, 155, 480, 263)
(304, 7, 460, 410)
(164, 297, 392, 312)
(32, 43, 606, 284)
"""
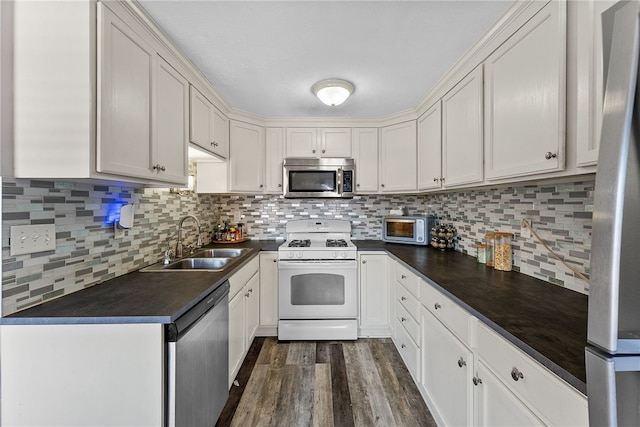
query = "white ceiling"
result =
(138, 0, 514, 119)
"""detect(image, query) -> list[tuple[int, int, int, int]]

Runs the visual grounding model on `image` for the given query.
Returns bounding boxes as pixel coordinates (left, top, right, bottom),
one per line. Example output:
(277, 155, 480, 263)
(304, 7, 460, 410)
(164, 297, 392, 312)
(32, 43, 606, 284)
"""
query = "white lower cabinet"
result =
(473, 360, 544, 427)
(420, 306, 473, 427)
(393, 265, 421, 380)
(259, 252, 279, 334)
(228, 256, 260, 388)
(358, 253, 389, 337)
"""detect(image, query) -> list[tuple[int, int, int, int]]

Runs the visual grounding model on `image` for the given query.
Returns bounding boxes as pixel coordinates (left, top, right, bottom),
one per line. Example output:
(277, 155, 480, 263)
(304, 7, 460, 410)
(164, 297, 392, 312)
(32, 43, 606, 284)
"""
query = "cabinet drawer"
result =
(477, 323, 588, 427)
(396, 282, 420, 321)
(420, 279, 471, 344)
(395, 318, 420, 380)
(396, 301, 420, 345)
(229, 256, 259, 299)
(395, 263, 419, 298)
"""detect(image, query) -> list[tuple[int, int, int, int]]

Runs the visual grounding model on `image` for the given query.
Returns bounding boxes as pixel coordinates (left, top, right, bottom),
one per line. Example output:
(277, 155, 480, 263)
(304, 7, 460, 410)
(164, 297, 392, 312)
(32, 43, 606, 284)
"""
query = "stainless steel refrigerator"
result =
(586, 1, 640, 425)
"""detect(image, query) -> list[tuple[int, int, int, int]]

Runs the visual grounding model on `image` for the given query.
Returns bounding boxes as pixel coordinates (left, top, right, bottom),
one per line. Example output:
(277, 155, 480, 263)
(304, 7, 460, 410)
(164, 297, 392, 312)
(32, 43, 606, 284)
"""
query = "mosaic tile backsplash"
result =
(2, 177, 593, 315)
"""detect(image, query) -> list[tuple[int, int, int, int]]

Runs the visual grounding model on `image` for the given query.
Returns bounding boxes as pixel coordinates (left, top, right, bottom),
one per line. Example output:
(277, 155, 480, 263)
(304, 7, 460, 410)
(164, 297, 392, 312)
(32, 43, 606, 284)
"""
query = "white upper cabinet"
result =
(189, 85, 229, 159)
(576, 0, 616, 167)
(352, 128, 379, 193)
(379, 121, 417, 192)
(264, 128, 285, 193)
(153, 56, 189, 184)
(285, 128, 351, 158)
(228, 120, 265, 192)
(442, 66, 484, 187)
(97, 4, 156, 181)
(417, 101, 443, 191)
(484, 1, 566, 180)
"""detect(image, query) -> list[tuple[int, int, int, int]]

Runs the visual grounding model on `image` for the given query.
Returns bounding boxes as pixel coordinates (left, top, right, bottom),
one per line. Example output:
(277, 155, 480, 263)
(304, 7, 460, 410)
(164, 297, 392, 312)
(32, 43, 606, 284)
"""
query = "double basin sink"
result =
(140, 248, 253, 272)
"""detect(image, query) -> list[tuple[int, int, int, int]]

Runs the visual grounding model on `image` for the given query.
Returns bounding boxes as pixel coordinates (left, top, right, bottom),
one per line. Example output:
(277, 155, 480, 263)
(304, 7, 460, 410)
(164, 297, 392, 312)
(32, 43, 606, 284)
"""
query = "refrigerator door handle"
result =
(586, 346, 640, 426)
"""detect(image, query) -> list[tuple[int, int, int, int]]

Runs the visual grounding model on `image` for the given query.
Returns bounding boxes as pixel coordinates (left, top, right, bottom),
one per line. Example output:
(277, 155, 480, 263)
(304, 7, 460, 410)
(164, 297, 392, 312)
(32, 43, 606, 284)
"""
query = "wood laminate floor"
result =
(216, 337, 437, 427)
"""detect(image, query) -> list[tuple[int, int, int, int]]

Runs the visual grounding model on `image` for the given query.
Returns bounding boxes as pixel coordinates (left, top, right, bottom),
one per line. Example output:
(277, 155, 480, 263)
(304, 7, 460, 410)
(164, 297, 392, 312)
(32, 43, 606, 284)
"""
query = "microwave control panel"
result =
(343, 170, 353, 193)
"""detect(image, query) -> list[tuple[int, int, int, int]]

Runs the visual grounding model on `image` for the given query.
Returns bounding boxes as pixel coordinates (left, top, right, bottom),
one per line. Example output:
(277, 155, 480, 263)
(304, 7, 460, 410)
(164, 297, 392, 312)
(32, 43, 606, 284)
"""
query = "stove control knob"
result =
(296, 251, 303, 258)
(340, 251, 346, 258)
(288, 252, 294, 259)
(332, 251, 338, 259)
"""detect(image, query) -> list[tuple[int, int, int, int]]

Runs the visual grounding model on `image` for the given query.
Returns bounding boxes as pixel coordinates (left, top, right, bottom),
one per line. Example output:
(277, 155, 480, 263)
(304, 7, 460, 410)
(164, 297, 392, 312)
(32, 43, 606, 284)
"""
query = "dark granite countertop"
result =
(2, 240, 281, 325)
(354, 240, 588, 394)
(4, 238, 587, 394)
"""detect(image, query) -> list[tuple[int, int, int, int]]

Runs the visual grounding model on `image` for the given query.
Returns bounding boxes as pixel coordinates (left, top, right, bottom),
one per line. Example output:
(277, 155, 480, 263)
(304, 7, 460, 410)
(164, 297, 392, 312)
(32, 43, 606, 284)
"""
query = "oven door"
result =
(278, 260, 357, 319)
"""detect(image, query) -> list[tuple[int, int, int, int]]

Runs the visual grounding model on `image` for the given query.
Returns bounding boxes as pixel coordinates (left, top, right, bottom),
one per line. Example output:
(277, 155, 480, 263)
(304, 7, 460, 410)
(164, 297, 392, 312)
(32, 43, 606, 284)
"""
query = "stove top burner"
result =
(288, 239, 311, 248)
(326, 239, 348, 248)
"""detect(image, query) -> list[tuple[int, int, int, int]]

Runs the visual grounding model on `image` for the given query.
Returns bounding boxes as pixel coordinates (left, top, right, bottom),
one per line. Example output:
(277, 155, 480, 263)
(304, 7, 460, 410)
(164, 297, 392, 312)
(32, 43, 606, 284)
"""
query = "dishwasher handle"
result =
(167, 280, 230, 341)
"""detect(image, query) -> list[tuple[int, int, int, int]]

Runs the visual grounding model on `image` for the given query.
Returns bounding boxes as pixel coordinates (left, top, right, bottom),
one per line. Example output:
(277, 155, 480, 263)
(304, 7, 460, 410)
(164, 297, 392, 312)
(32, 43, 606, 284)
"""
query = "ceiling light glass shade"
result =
(312, 79, 354, 106)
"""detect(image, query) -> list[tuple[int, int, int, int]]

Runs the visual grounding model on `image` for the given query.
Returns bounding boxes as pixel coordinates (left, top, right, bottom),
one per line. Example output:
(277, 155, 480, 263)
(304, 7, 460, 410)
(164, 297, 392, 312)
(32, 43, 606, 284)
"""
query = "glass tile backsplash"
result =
(2, 177, 593, 315)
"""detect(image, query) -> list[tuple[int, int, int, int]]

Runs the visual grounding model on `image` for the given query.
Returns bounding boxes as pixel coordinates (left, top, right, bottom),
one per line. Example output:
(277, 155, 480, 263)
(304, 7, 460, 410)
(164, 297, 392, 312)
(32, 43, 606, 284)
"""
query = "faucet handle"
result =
(163, 249, 174, 265)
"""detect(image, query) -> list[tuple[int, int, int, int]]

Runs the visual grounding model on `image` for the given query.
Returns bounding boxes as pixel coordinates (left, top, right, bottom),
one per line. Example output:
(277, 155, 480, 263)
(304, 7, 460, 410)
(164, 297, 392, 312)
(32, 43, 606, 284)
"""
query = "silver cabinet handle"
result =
(357, 183, 360, 187)
(401, 274, 406, 279)
(278, 184, 282, 187)
(245, 292, 250, 298)
(248, 288, 253, 293)
(434, 303, 442, 310)
(152, 164, 166, 172)
(473, 376, 482, 386)
(434, 177, 439, 182)
(458, 357, 466, 368)
(362, 260, 366, 264)
(312, 149, 316, 153)
(511, 367, 524, 381)
(322, 149, 326, 153)
(273, 259, 277, 263)
(401, 317, 407, 322)
(401, 296, 407, 301)
(160, 165, 166, 171)
(401, 343, 406, 349)
(211, 141, 219, 147)
(259, 184, 264, 188)
(545, 152, 557, 160)
(381, 184, 385, 188)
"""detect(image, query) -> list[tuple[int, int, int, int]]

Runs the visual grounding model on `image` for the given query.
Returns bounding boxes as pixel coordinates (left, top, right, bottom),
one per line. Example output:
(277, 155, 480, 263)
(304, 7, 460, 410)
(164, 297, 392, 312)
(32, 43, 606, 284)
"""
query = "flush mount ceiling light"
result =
(312, 79, 354, 106)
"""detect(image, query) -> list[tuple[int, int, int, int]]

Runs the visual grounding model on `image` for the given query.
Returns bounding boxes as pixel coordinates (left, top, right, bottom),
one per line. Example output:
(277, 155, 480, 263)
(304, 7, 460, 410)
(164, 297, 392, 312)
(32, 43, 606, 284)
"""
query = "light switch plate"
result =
(10, 224, 57, 256)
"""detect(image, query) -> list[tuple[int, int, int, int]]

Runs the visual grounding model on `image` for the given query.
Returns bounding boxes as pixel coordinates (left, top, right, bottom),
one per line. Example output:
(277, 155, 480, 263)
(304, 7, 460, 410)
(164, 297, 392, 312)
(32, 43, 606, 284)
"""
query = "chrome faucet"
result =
(175, 215, 203, 258)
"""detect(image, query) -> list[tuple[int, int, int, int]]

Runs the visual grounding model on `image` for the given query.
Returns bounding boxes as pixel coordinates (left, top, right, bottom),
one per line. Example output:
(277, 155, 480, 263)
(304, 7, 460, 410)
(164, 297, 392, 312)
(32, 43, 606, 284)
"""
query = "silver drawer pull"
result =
(511, 367, 524, 381)
(473, 376, 482, 386)
(401, 296, 407, 301)
(545, 151, 557, 160)
(434, 303, 442, 310)
(401, 343, 406, 349)
(458, 357, 466, 368)
(401, 317, 407, 322)
(401, 274, 407, 279)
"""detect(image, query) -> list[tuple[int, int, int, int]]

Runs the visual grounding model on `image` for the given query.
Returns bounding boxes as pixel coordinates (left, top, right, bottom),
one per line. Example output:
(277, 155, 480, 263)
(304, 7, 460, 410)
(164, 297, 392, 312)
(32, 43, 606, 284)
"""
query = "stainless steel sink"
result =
(163, 257, 233, 270)
(191, 248, 251, 258)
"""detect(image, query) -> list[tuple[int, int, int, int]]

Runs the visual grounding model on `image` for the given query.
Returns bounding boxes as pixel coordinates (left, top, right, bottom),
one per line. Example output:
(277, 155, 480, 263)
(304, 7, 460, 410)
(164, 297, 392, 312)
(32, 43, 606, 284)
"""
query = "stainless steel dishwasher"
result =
(166, 280, 229, 426)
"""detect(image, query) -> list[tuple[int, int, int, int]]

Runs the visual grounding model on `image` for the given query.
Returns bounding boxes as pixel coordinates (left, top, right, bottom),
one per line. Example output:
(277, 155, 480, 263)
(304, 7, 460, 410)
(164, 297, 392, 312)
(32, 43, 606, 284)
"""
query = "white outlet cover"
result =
(10, 224, 57, 256)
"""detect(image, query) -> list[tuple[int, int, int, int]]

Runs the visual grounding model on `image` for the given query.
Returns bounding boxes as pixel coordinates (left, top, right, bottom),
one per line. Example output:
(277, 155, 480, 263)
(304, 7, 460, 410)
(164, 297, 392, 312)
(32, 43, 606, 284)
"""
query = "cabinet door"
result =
(189, 85, 214, 153)
(485, 1, 565, 180)
(442, 66, 483, 187)
(286, 128, 317, 157)
(153, 56, 188, 184)
(575, 0, 616, 167)
(417, 102, 443, 190)
(320, 128, 351, 157)
(259, 253, 279, 327)
(473, 361, 544, 427)
(352, 128, 379, 193)
(245, 272, 260, 346)
(421, 307, 473, 427)
(228, 291, 245, 388)
(379, 121, 417, 192)
(98, 4, 155, 179)
(228, 120, 264, 192)
(264, 128, 284, 193)
(211, 106, 229, 159)
(359, 254, 389, 336)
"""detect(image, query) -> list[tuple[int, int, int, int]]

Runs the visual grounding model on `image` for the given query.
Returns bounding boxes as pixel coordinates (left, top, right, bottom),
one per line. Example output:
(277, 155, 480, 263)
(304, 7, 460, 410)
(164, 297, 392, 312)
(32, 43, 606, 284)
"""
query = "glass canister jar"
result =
(476, 243, 488, 264)
(484, 233, 495, 267)
(494, 232, 514, 271)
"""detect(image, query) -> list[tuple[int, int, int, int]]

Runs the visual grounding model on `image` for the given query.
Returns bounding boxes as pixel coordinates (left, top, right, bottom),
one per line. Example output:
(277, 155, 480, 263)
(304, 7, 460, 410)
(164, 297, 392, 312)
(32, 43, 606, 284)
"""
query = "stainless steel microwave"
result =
(283, 158, 355, 199)
(382, 215, 437, 245)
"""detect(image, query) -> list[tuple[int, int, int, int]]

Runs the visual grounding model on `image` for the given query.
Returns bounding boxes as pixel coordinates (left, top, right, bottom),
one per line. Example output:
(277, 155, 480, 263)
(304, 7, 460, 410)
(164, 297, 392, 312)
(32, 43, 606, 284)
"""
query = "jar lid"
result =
(477, 243, 487, 248)
(495, 232, 514, 237)
(485, 233, 495, 238)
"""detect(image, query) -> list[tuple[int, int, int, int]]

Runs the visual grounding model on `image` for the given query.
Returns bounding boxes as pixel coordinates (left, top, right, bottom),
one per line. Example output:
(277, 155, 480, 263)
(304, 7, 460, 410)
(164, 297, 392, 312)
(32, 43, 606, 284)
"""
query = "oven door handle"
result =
(278, 260, 357, 269)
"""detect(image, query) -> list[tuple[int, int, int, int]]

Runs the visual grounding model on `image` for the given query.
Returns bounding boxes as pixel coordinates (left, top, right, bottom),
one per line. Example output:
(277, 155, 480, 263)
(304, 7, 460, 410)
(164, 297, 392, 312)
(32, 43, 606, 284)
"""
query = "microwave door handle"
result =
(337, 168, 343, 194)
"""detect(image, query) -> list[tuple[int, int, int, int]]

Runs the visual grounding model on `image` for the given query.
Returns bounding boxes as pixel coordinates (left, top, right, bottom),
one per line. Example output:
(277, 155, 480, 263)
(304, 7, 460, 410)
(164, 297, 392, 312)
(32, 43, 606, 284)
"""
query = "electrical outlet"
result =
(521, 220, 531, 239)
(114, 224, 130, 239)
(10, 224, 56, 256)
